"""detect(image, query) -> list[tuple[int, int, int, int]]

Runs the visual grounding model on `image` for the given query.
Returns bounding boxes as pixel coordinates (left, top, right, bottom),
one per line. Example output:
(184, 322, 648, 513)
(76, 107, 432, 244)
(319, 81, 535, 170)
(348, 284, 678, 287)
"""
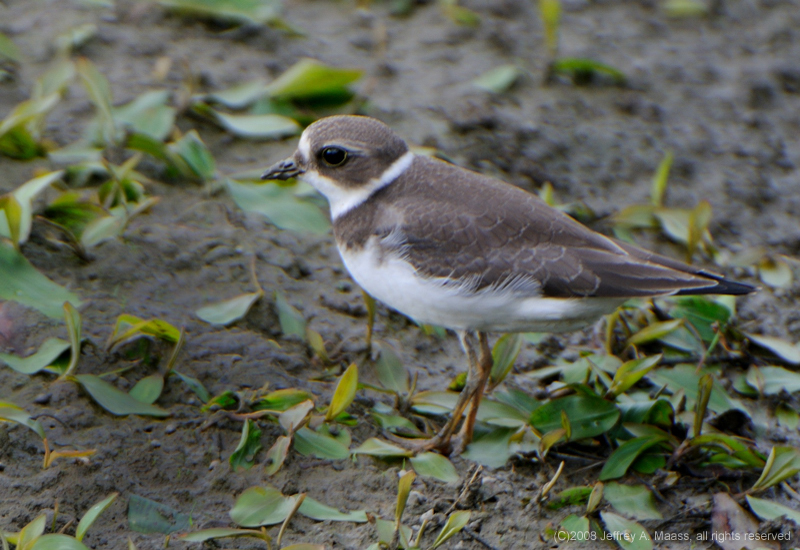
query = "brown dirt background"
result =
(1, 0, 800, 548)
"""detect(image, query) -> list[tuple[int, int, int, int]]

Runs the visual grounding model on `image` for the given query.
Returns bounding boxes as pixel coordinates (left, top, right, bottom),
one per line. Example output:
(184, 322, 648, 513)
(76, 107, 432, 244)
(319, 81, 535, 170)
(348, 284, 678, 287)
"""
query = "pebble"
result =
(33, 393, 52, 405)
(165, 424, 177, 435)
(150, 440, 161, 448)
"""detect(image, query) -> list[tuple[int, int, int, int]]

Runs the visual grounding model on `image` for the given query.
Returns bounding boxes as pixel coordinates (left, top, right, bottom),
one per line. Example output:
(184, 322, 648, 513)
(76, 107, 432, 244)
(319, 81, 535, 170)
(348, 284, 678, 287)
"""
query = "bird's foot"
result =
(383, 431, 454, 456)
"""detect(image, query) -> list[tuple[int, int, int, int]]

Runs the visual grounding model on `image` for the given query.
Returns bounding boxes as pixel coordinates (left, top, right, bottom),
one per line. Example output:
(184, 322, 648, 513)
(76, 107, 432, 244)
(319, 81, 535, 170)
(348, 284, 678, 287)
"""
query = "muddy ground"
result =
(1, 0, 800, 548)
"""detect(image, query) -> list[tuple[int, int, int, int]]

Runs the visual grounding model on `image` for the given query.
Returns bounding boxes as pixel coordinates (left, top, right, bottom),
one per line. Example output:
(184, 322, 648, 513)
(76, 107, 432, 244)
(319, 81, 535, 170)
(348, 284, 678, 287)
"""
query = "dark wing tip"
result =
(675, 272, 758, 296)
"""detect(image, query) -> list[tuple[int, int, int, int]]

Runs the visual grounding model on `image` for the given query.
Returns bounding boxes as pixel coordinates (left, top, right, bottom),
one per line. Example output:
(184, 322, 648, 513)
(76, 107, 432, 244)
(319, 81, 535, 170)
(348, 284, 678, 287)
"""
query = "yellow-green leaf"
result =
(326, 363, 357, 422)
(432, 511, 471, 549)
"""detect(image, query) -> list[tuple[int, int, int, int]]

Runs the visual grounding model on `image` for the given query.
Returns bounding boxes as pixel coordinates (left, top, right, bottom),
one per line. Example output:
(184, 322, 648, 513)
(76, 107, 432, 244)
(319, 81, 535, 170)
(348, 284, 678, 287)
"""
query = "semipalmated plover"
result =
(262, 115, 754, 453)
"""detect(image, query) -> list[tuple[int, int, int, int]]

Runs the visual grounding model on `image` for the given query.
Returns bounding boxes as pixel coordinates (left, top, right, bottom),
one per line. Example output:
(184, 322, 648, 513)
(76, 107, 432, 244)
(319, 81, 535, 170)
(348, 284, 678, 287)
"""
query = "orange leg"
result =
(385, 330, 492, 455)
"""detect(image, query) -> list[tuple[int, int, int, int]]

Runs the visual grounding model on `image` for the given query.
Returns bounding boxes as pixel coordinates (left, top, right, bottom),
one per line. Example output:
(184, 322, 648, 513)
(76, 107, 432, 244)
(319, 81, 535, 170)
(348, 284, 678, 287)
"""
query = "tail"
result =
(675, 271, 757, 296)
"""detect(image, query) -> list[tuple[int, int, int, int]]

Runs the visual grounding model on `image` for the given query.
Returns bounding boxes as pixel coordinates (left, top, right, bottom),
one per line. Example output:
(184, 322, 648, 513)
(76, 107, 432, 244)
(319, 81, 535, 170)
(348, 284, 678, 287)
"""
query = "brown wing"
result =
(370, 156, 753, 299)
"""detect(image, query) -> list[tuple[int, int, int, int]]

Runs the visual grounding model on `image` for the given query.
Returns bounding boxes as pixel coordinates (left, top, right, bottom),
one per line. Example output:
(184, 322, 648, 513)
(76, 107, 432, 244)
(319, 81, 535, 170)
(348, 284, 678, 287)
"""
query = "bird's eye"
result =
(321, 147, 348, 167)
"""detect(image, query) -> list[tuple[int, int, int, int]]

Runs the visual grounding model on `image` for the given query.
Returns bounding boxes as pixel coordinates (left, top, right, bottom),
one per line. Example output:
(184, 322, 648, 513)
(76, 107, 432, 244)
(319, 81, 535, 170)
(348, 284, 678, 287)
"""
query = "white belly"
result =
(338, 239, 623, 333)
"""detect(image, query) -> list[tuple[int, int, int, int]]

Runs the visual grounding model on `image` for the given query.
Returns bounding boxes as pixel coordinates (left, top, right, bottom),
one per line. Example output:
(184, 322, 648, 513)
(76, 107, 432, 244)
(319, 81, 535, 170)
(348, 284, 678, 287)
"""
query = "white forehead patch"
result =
(300, 150, 415, 220)
(297, 131, 311, 163)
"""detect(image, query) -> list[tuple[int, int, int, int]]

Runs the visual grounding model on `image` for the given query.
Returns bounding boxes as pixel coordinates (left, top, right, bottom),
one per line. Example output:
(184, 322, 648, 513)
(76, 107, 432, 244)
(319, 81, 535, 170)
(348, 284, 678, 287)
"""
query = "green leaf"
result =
(539, 0, 561, 54)
(351, 437, 412, 458)
(107, 314, 180, 348)
(265, 58, 363, 100)
(395, 470, 415, 526)
(293, 427, 349, 460)
(603, 483, 662, 520)
(599, 435, 669, 481)
(662, 0, 708, 17)
(693, 374, 713, 437)
(230, 419, 262, 472)
(0, 93, 60, 152)
(0, 242, 82, 318)
(326, 363, 358, 421)
(607, 355, 661, 398)
(749, 365, 800, 395)
(202, 78, 269, 108)
(687, 200, 712, 261)
(180, 528, 265, 542)
(750, 446, 800, 492)
(156, 0, 281, 25)
(80, 213, 126, 248)
(77, 58, 116, 145)
(274, 290, 306, 339)
(62, 302, 82, 379)
(626, 320, 682, 347)
(0, 338, 70, 375)
(17, 514, 47, 550)
(599, 512, 652, 550)
(297, 496, 367, 523)
(432, 511, 471, 549)
(201, 390, 238, 412)
(5, 170, 64, 243)
(472, 65, 521, 93)
(229, 486, 295, 527)
(255, 389, 313, 412)
(227, 179, 330, 234)
(264, 435, 291, 476)
(688, 433, 765, 469)
(489, 333, 522, 387)
(374, 341, 409, 394)
(170, 370, 210, 403)
(196, 291, 263, 326)
(169, 130, 216, 181)
(0, 401, 46, 439)
(776, 403, 799, 431)
(34, 60, 76, 98)
(612, 204, 658, 230)
(745, 495, 800, 524)
(758, 256, 793, 288)
(0, 32, 21, 63)
(559, 513, 590, 534)
(549, 57, 627, 86)
(651, 151, 673, 207)
(440, 0, 480, 26)
(746, 333, 800, 365)
(375, 518, 412, 547)
(410, 452, 459, 483)
(530, 395, 620, 441)
(646, 365, 746, 414)
(668, 296, 731, 343)
(586, 481, 603, 514)
(54, 23, 98, 54)
(278, 400, 313, 434)
(306, 328, 328, 362)
(128, 374, 164, 405)
(128, 494, 190, 534)
(0, 194, 23, 247)
(113, 90, 175, 142)
(76, 493, 118, 541)
(547, 486, 592, 510)
(198, 106, 300, 140)
(461, 427, 515, 468)
(616, 400, 674, 433)
(74, 374, 170, 417)
(653, 207, 692, 246)
(30, 535, 90, 550)
(371, 410, 422, 436)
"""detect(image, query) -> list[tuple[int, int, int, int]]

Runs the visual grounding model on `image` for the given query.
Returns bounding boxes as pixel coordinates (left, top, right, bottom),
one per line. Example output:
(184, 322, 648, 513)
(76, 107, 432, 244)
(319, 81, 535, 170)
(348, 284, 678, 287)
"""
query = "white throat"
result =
(300, 150, 414, 220)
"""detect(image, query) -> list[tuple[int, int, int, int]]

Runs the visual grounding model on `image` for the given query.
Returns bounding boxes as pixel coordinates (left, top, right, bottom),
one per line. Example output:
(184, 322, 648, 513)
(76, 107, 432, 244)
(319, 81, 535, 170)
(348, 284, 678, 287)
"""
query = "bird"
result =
(261, 114, 755, 454)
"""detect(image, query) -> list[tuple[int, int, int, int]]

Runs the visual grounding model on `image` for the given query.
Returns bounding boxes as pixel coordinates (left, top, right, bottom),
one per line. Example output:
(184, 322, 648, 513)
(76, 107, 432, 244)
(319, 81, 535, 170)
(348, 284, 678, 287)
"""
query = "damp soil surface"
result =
(1, 0, 800, 548)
